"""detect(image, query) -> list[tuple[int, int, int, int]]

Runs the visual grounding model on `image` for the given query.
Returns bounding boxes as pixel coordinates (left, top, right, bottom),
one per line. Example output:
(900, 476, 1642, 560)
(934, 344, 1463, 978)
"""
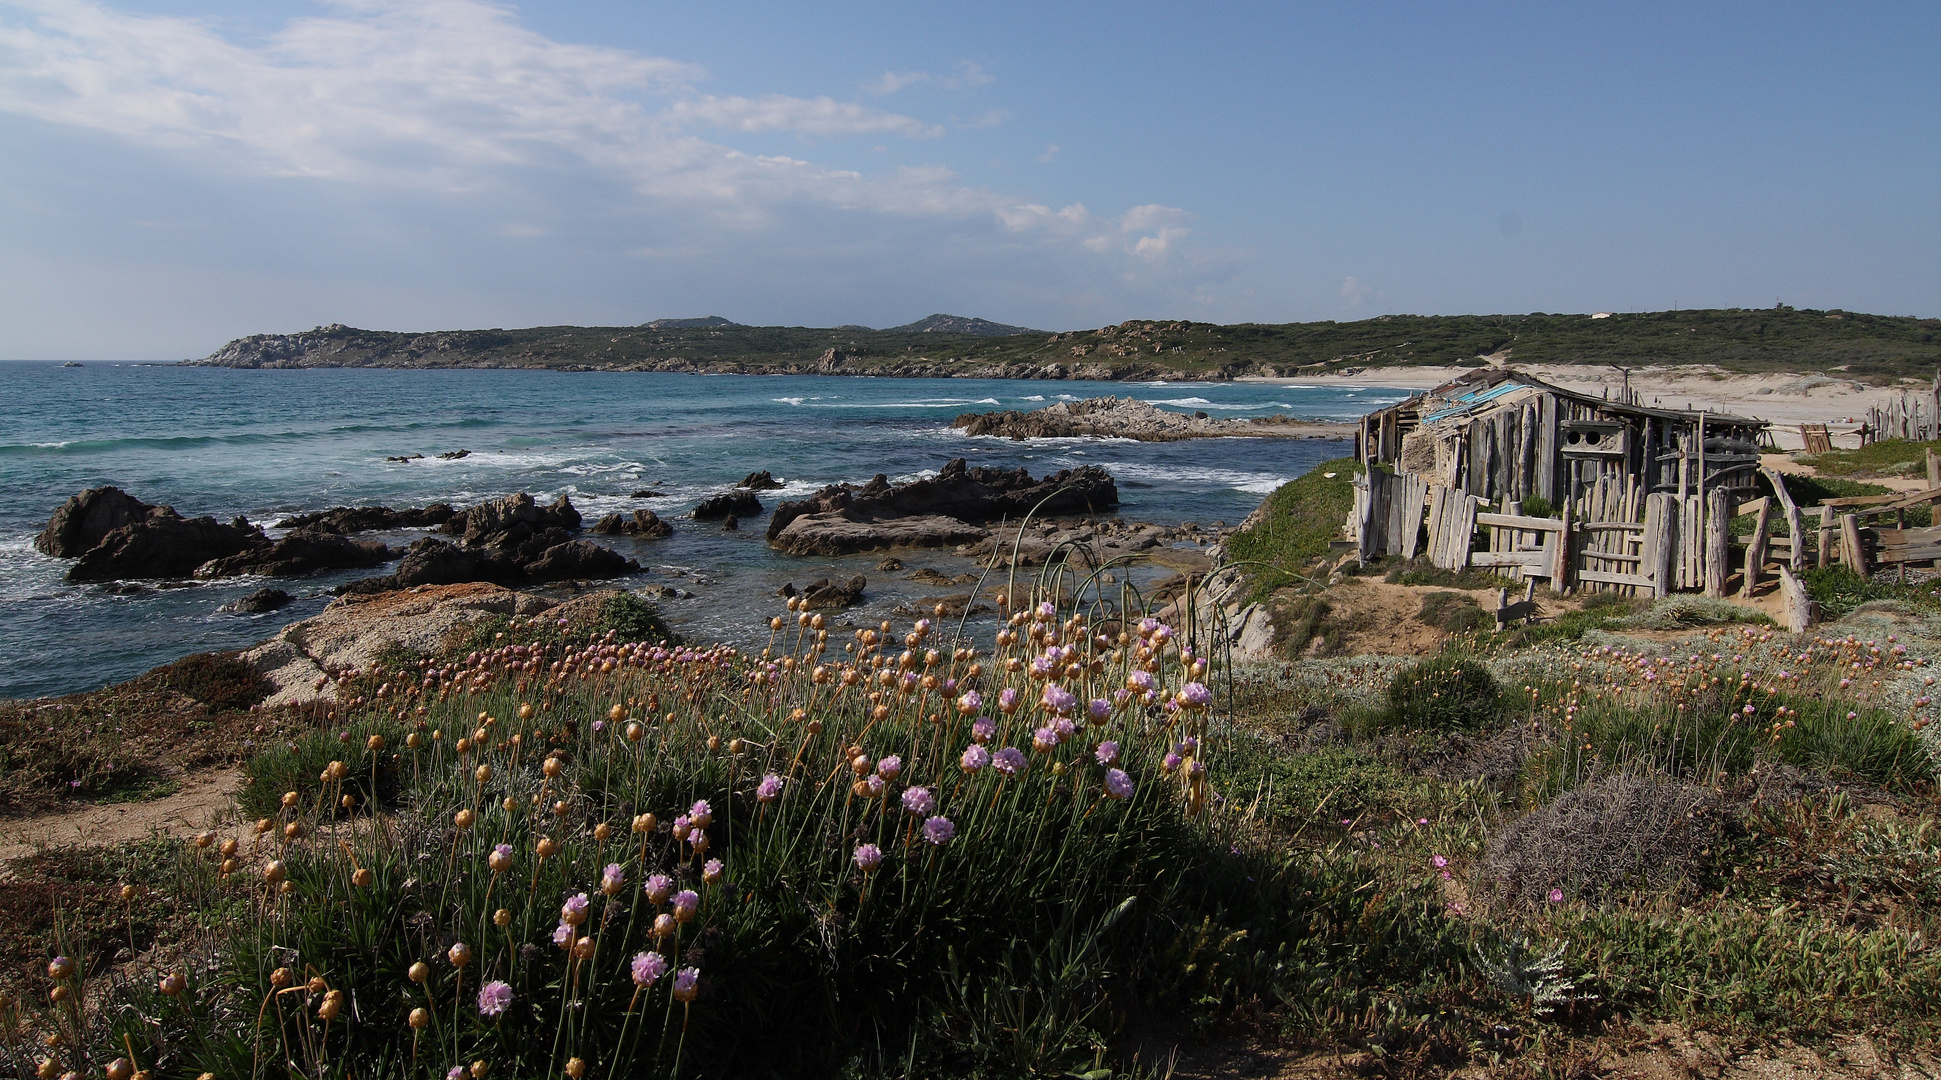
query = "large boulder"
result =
(779, 576, 867, 609)
(737, 470, 785, 490)
(220, 587, 293, 614)
(766, 459, 1118, 556)
(523, 540, 640, 582)
(66, 511, 265, 582)
(341, 538, 505, 593)
(197, 529, 393, 578)
(273, 504, 458, 533)
(692, 491, 762, 520)
(35, 487, 156, 557)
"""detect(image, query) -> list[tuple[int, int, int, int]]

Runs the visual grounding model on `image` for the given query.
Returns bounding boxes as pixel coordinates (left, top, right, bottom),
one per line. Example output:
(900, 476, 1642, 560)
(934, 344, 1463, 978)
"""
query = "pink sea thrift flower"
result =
(552, 921, 572, 947)
(601, 863, 626, 894)
(672, 967, 700, 1003)
(864, 774, 886, 797)
(971, 718, 996, 743)
(901, 786, 936, 816)
(1042, 685, 1077, 715)
(1052, 717, 1076, 742)
(992, 747, 1026, 776)
(561, 893, 591, 925)
(998, 688, 1021, 714)
(688, 801, 713, 828)
(702, 858, 724, 885)
(1548, 888, 1565, 904)
(1103, 768, 1134, 800)
(644, 874, 673, 904)
(957, 689, 981, 714)
(631, 951, 668, 987)
(1162, 752, 1182, 772)
(960, 744, 991, 773)
(478, 980, 513, 1017)
(672, 890, 700, 922)
(1095, 740, 1120, 765)
(1088, 698, 1111, 723)
(1179, 682, 1212, 708)
(922, 816, 955, 845)
(854, 843, 883, 872)
(876, 755, 903, 780)
(1032, 727, 1058, 753)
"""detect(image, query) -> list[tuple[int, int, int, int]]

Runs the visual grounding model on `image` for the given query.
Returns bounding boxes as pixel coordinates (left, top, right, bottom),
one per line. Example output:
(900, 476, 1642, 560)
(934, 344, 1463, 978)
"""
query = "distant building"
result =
(1591, 312, 1614, 319)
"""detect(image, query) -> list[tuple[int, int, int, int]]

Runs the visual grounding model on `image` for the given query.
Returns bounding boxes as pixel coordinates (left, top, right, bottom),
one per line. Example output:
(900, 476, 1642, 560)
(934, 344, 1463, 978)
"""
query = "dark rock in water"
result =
(630, 489, 665, 499)
(721, 514, 739, 532)
(274, 504, 457, 533)
(779, 576, 866, 609)
(437, 449, 470, 460)
(874, 556, 903, 571)
(766, 458, 1118, 556)
(692, 491, 762, 520)
(909, 567, 978, 586)
(737, 470, 784, 490)
(452, 493, 581, 545)
(637, 583, 694, 600)
(36, 486, 154, 557)
(523, 539, 638, 582)
(951, 396, 1323, 442)
(591, 511, 672, 539)
(66, 510, 265, 582)
(385, 453, 425, 462)
(221, 587, 293, 614)
(198, 529, 393, 578)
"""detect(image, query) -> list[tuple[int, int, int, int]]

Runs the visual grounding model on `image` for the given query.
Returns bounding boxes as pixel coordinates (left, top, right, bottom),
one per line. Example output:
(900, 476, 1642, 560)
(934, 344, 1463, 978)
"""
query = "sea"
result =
(0, 363, 1409, 700)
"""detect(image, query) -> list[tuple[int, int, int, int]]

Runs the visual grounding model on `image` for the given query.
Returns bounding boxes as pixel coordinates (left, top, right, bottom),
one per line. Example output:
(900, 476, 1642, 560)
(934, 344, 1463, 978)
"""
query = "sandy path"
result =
(0, 767, 243, 863)
(1248, 364, 1928, 450)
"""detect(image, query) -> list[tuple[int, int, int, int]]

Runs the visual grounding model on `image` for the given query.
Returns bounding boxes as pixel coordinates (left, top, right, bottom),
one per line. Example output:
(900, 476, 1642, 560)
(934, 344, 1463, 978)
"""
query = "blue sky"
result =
(1, 0, 1935, 360)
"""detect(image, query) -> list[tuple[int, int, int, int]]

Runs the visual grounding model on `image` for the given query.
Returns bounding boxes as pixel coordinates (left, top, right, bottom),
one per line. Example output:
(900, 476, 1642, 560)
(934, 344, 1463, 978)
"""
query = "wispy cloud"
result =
(663, 94, 941, 139)
(865, 60, 992, 95)
(1038, 143, 1059, 162)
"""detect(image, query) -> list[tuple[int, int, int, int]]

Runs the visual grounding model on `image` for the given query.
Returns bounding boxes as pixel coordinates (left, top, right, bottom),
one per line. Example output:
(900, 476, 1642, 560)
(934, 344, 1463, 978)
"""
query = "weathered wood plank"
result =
(1578, 569, 1656, 588)
(1778, 565, 1816, 633)
(1841, 513, 1867, 576)
(1743, 499, 1771, 596)
(1475, 512, 1568, 532)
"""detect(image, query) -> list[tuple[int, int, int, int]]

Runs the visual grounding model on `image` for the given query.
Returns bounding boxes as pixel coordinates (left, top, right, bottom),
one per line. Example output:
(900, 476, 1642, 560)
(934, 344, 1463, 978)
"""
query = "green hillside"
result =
(192, 305, 1941, 381)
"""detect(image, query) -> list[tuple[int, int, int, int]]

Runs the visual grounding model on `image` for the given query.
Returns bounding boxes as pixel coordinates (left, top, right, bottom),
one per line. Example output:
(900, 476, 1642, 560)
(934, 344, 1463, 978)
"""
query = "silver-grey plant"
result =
(1471, 936, 1594, 1015)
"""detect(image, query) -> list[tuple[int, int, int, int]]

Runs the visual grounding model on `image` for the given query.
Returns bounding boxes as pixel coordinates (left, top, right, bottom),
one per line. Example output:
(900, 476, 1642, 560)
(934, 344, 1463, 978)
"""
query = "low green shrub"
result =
(135, 651, 272, 711)
(1418, 591, 1488, 633)
(1225, 458, 1361, 601)
(1517, 495, 1555, 519)
(1386, 654, 1502, 731)
(1384, 557, 1514, 591)
(1804, 565, 1941, 618)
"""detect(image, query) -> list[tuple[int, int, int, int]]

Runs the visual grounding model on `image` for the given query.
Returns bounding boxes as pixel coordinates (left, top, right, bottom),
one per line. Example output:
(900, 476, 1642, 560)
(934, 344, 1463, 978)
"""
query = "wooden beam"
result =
(1705, 487, 1731, 597)
(1742, 498, 1771, 596)
(1777, 565, 1816, 633)
(1841, 513, 1868, 576)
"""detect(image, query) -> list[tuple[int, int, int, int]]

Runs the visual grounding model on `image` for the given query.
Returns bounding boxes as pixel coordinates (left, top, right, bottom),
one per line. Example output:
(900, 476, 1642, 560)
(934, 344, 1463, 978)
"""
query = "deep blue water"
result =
(0, 363, 1407, 699)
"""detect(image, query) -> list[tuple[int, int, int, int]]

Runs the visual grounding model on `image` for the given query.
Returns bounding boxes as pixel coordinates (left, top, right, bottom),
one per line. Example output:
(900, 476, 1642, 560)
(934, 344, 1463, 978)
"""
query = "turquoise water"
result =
(0, 363, 1406, 699)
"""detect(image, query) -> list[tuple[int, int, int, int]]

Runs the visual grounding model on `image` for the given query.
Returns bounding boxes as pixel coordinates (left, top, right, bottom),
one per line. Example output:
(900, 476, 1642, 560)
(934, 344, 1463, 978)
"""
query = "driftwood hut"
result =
(1357, 369, 1769, 508)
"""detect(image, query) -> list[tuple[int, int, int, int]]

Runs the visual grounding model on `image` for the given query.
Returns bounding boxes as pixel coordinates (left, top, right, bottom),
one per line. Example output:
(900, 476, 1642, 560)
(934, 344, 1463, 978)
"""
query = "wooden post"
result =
(1705, 487, 1730, 597)
(1817, 505, 1835, 570)
(1841, 513, 1868, 577)
(1926, 448, 1939, 489)
(1743, 498, 1772, 596)
(1649, 493, 1678, 597)
(1778, 565, 1816, 633)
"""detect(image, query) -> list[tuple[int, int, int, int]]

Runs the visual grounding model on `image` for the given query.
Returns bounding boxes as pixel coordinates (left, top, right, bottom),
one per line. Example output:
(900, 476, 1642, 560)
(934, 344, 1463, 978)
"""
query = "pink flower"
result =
(922, 816, 955, 845)
(853, 843, 883, 872)
(876, 755, 903, 781)
(1178, 682, 1212, 708)
(756, 774, 784, 803)
(998, 688, 1021, 714)
(992, 747, 1026, 776)
(1041, 685, 1077, 715)
(1162, 752, 1182, 772)
(1088, 698, 1111, 722)
(672, 890, 700, 922)
(631, 951, 667, 987)
(552, 921, 572, 946)
(601, 863, 626, 895)
(672, 966, 700, 1003)
(1103, 768, 1134, 800)
(644, 874, 673, 904)
(1032, 727, 1058, 753)
(900, 786, 936, 816)
(1052, 717, 1076, 742)
(1547, 888, 1565, 904)
(477, 980, 513, 1017)
(1095, 740, 1120, 765)
(960, 744, 991, 773)
(1128, 670, 1155, 692)
(561, 893, 591, 925)
(957, 690, 982, 714)
(688, 800, 713, 828)
(702, 859, 724, 885)
(1431, 855, 1448, 869)
(971, 717, 996, 743)
(864, 774, 886, 797)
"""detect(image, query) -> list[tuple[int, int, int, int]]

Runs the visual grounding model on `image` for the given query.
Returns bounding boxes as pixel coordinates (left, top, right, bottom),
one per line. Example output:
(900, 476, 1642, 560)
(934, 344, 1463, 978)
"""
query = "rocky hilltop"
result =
(952, 396, 1353, 441)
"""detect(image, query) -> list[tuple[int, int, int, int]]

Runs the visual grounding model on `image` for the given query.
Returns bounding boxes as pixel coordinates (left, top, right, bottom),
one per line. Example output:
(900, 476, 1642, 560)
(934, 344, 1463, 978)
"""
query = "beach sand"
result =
(1246, 364, 1931, 450)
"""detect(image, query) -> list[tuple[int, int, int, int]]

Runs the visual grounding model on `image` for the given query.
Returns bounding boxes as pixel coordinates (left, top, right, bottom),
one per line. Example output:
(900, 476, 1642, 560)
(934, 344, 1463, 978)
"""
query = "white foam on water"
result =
(1144, 396, 1215, 407)
(1021, 395, 1045, 401)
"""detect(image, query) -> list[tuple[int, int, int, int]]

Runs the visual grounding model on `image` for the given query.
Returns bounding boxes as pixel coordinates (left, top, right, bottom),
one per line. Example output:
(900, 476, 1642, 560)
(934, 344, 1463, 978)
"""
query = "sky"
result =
(0, 0, 1936, 360)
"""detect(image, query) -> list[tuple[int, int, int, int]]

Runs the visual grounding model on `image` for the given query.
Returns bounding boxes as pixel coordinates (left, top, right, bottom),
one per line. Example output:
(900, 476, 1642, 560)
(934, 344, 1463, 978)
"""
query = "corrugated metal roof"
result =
(1421, 380, 1529, 423)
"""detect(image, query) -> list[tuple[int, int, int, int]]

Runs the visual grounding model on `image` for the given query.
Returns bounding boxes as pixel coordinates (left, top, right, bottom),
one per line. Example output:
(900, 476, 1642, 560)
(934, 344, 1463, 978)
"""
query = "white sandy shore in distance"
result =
(1245, 364, 1930, 451)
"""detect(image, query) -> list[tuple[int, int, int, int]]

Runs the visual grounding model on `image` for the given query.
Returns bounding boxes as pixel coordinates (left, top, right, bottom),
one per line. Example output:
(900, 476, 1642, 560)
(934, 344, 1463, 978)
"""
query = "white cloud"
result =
(1038, 143, 1059, 162)
(663, 94, 941, 139)
(865, 60, 992, 95)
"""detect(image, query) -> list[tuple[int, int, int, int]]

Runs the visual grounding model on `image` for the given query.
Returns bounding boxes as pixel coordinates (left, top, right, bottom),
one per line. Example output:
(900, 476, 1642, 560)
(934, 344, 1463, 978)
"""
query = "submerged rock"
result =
(221, 587, 294, 614)
(273, 504, 458, 533)
(951, 396, 1335, 442)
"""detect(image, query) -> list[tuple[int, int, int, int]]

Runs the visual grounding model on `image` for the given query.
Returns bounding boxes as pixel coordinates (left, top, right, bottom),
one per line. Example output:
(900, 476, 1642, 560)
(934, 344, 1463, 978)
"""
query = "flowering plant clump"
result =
(49, 586, 1243, 1077)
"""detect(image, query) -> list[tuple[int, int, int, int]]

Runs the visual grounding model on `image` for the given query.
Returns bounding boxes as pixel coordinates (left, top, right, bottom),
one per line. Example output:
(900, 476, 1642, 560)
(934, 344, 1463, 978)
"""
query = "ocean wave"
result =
(0, 417, 500, 457)
(1145, 396, 1214, 406)
(1021, 395, 1045, 401)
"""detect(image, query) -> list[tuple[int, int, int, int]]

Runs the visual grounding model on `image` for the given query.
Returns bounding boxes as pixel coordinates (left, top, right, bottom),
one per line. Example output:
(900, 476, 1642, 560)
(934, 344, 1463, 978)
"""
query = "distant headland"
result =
(183, 306, 1941, 382)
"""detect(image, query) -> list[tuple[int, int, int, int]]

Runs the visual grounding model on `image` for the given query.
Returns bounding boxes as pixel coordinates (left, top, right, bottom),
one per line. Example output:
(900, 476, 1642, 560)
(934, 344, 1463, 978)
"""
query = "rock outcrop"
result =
(778, 576, 867, 609)
(273, 504, 458, 533)
(65, 512, 266, 582)
(766, 459, 1118, 556)
(221, 588, 293, 614)
(952, 396, 1346, 442)
(35, 487, 153, 557)
(737, 471, 784, 490)
(590, 511, 673, 539)
(692, 491, 762, 520)
(196, 530, 393, 579)
(453, 492, 581, 544)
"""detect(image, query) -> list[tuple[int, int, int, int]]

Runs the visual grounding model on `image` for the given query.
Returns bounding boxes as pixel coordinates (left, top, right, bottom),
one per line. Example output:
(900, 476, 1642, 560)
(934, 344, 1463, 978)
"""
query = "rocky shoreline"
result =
(951, 396, 1353, 442)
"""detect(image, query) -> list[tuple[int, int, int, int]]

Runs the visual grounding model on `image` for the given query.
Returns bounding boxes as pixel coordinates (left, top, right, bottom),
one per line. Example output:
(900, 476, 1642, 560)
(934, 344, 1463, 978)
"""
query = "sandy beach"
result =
(1247, 364, 1935, 450)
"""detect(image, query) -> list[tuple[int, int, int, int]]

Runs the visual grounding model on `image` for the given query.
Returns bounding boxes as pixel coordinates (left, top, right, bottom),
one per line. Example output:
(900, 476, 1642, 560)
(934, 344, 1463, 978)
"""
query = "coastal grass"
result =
(18, 595, 1941, 1076)
(1223, 457, 1361, 602)
(1796, 437, 1941, 480)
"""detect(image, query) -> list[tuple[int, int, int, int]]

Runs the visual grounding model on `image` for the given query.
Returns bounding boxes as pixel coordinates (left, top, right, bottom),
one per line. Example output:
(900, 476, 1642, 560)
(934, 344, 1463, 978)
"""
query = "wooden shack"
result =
(1357, 369, 1769, 509)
